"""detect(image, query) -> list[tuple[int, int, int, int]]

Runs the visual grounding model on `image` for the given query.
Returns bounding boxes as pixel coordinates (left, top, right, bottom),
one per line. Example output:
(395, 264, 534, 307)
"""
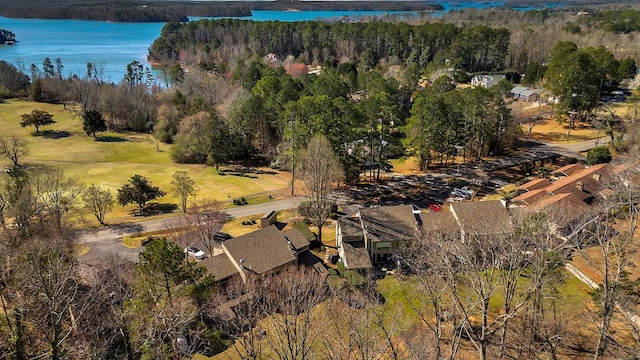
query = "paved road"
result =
(78, 196, 306, 266)
(522, 136, 610, 160)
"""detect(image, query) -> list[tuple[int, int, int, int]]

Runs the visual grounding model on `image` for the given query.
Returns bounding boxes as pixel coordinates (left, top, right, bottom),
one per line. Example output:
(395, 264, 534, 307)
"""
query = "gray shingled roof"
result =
(337, 217, 364, 239)
(419, 211, 460, 236)
(222, 225, 296, 275)
(282, 228, 310, 251)
(450, 201, 513, 237)
(342, 242, 373, 270)
(201, 253, 239, 282)
(359, 205, 418, 243)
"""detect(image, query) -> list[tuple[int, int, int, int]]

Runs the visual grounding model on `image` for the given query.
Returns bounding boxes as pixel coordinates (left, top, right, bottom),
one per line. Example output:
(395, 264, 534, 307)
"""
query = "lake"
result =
(0, 2, 559, 83)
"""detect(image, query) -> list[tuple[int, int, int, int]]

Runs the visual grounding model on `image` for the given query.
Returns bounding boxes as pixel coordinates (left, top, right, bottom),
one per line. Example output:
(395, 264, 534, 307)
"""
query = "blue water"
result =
(0, 16, 164, 83)
(0, 2, 562, 83)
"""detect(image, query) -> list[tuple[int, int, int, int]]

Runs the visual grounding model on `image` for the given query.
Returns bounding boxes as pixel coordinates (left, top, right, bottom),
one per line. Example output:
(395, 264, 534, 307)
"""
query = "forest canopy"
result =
(149, 19, 510, 74)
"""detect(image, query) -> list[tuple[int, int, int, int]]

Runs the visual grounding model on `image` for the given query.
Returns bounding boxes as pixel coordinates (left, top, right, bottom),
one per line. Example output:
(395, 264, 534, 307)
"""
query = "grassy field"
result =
(0, 100, 292, 226)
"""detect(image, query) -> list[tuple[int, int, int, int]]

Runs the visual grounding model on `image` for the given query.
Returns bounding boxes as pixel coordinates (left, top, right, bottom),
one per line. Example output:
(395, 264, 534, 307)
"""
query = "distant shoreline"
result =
(0, 1, 443, 23)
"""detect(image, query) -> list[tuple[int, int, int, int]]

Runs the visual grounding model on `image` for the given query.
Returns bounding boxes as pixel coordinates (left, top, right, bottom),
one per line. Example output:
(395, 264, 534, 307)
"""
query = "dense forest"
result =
(0, 0, 440, 22)
(150, 20, 510, 74)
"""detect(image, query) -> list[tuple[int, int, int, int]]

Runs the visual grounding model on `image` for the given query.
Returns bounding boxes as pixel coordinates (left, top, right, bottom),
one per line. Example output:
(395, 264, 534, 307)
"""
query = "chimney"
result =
(593, 173, 601, 182)
(576, 181, 584, 192)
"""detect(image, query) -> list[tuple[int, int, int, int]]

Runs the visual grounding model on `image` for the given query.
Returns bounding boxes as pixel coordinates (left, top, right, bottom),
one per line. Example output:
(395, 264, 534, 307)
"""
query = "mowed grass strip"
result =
(0, 100, 291, 225)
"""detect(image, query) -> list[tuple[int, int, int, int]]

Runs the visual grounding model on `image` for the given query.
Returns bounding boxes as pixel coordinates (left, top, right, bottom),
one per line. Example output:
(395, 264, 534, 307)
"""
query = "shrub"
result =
(336, 261, 346, 275)
(343, 270, 366, 287)
(565, 157, 578, 164)
(587, 146, 612, 165)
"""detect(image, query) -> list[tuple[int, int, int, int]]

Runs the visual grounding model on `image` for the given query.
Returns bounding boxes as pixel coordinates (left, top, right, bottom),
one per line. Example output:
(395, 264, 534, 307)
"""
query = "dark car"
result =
(214, 232, 232, 242)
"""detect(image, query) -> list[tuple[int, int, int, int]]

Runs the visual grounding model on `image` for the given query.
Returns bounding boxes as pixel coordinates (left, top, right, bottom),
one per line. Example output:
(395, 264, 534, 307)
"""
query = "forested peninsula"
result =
(0, 0, 442, 23)
(150, 19, 509, 73)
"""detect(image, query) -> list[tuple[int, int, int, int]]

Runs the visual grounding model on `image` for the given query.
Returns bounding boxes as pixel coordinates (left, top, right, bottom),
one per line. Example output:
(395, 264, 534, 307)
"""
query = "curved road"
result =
(78, 196, 306, 266)
(526, 136, 610, 160)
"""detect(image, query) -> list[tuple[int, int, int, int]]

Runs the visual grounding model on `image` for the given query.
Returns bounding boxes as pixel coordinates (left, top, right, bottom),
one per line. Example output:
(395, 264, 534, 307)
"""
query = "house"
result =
(552, 163, 586, 177)
(449, 200, 513, 241)
(202, 225, 310, 284)
(515, 178, 552, 193)
(419, 211, 461, 239)
(511, 85, 540, 102)
(336, 217, 372, 270)
(336, 201, 514, 268)
(471, 74, 506, 88)
(359, 205, 420, 264)
(509, 164, 614, 223)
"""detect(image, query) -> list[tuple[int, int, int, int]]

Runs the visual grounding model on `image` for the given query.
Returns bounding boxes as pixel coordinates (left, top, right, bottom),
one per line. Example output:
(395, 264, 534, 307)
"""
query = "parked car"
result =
(410, 204, 421, 214)
(184, 246, 206, 260)
(214, 232, 232, 242)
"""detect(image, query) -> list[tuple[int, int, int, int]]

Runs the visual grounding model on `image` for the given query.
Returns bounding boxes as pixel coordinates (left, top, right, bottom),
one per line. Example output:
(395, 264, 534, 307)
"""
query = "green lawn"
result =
(0, 100, 291, 225)
(377, 268, 592, 332)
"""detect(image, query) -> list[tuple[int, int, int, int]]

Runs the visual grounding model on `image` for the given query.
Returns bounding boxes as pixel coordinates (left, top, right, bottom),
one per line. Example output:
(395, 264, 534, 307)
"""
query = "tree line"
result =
(0, 0, 249, 22)
(149, 19, 510, 74)
(0, 0, 440, 23)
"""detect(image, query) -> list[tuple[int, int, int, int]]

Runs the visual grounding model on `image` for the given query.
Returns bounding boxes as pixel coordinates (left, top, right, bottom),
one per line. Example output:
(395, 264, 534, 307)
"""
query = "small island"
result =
(0, 29, 15, 45)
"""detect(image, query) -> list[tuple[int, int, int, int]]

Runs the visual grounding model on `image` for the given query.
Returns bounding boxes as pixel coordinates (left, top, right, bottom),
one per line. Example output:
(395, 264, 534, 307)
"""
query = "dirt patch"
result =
(524, 118, 599, 143)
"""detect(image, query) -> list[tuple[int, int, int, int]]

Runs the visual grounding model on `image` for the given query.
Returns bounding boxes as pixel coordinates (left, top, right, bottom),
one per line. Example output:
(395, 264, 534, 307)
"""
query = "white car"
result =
(184, 246, 206, 260)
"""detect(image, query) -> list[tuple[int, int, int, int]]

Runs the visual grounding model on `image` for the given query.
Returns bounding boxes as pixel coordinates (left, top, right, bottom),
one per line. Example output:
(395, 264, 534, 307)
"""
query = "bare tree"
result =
(0, 136, 28, 167)
(208, 276, 266, 360)
(82, 184, 113, 226)
(78, 255, 136, 360)
(298, 135, 343, 242)
(441, 229, 542, 360)
(399, 233, 463, 360)
(12, 236, 87, 360)
(320, 283, 390, 360)
(171, 170, 197, 213)
(261, 266, 328, 360)
(574, 166, 640, 360)
(32, 166, 84, 231)
(167, 200, 227, 257)
(512, 211, 569, 359)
